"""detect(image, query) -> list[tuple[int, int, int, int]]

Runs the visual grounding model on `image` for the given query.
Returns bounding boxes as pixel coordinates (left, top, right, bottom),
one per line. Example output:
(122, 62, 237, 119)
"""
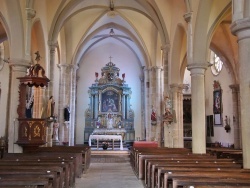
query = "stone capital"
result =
(229, 84, 240, 93)
(183, 12, 192, 23)
(9, 58, 30, 72)
(187, 63, 208, 76)
(161, 44, 170, 59)
(150, 66, 163, 71)
(170, 83, 184, 93)
(71, 64, 79, 71)
(231, 17, 250, 40)
(142, 66, 148, 72)
(48, 41, 58, 51)
(57, 63, 73, 73)
(26, 8, 36, 20)
(161, 44, 171, 53)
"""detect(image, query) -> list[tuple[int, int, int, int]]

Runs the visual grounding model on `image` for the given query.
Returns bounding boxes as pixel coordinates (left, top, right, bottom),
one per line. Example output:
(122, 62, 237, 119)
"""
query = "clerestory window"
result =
(210, 50, 223, 76)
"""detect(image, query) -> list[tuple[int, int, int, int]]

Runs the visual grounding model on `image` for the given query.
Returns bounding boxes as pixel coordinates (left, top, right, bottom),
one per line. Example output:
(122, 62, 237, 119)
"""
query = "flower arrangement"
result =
(102, 142, 109, 150)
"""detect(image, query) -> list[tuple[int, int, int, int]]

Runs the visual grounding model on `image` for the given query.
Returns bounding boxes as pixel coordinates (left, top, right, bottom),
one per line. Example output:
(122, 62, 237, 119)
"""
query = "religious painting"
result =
(213, 89, 222, 125)
(101, 90, 119, 112)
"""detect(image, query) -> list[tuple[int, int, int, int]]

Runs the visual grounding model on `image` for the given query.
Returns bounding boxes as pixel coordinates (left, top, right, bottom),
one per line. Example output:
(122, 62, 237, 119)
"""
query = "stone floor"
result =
(75, 153, 144, 188)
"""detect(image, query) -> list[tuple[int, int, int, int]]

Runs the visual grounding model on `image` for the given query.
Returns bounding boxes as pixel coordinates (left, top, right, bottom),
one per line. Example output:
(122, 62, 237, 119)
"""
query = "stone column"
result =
(25, 8, 36, 59)
(45, 120, 53, 147)
(155, 66, 163, 146)
(183, 10, 193, 64)
(187, 63, 207, 154)
(149, 67, 156, 141)
(63, 122, 69, 144)
(232, 0, 243, 21)
(47, 43, 57, 97)
(69, 65, 78, 146)
(52, 122, 60, 145)
(161, 44, 170, 95)
(143, 67, 150, 140)
(149, 66, 162, 145)
(8, 59, 30, 153)
(229, 84, 241, 149)
(140, 74, 146, 140)
(58, 64, 71, 144)
(170, 84, 184, 148)
(231, 17, 250, 168)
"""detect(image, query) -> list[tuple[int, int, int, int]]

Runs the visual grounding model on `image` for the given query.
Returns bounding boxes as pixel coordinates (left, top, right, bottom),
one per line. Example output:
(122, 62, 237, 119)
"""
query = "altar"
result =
(84, 60, 135, 144)
(93, 128, 126, 139)
(89, 135, 123, 150)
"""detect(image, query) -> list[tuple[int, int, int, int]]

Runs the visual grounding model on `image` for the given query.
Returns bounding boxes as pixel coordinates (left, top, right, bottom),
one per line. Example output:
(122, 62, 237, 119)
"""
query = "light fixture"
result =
(109, 28, 115, 36)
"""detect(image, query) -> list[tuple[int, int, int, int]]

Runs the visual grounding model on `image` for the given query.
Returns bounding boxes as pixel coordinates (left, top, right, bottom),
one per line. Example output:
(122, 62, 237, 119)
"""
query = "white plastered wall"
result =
(75, 42, 142, 144)
(205, 60, 234, 147)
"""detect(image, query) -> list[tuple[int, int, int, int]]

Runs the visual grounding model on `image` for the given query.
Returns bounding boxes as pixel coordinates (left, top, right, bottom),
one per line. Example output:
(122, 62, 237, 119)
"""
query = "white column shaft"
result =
(188, 64, 207, 154)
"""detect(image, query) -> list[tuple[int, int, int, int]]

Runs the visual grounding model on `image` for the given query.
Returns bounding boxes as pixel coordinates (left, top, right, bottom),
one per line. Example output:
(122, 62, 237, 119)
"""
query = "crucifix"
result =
(109, 56, 113, 62)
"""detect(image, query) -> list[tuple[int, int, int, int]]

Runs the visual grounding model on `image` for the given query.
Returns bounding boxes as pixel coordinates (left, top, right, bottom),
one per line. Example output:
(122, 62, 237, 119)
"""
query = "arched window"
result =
(210, 50, 223, 76)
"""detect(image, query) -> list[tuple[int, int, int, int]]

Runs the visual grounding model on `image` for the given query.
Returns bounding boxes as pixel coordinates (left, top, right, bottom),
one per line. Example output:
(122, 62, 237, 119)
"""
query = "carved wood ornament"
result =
(16, 61, 50, 150)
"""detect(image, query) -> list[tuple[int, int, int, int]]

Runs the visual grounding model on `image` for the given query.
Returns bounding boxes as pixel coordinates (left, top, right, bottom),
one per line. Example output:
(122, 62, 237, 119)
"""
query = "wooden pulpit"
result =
(16, 63, 50, 152)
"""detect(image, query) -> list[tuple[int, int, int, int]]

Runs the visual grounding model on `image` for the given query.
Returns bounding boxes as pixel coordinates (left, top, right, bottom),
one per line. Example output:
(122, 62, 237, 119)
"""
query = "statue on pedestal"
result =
(106, 113, 114, 129)
(64, 105, 70, 122)
(47, 96, 55, 118)
(151, 106, 157, 125)
(163, 95, 174, 124)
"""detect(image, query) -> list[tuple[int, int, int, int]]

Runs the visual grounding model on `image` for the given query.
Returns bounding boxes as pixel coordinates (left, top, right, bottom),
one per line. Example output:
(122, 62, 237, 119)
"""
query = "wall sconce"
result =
(224, 115, 231, 133)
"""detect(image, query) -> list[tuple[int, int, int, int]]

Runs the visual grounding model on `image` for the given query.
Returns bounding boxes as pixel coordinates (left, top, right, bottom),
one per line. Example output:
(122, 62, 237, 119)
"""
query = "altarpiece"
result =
(84, 61, 135, 144)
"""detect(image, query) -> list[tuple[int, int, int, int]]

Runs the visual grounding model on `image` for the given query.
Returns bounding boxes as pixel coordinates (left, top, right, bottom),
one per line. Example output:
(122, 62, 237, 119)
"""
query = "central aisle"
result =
(75, 154, 144, 188)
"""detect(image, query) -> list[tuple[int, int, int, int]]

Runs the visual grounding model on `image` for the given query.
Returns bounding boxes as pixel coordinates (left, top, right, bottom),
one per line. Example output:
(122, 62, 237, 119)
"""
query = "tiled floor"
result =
(75, 155, 144, 188)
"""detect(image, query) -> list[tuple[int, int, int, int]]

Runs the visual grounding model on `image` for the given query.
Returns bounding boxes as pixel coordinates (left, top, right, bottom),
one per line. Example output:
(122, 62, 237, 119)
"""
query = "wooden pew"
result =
(144, 157, 235, 182)
(171, 177, 250, 188)
(146, 158, 241, 188)
(5, 152, 82, 178)
(0, 174, 56, 188)
(163, 170, 250, 188)
(130, 147, 192, 179)
(160, 167, 250, 188)
(149, 161, 242, 188)
(206, 147, 242, 159)
(0, 164, 65, 188)
(0, 170, 60, 188)
(0, 160, 73, 188)
(33, 145, 91, 174)
(130, 147, 191, 171)
(137, 153, 212, 179)
(0, 178, 53, 188)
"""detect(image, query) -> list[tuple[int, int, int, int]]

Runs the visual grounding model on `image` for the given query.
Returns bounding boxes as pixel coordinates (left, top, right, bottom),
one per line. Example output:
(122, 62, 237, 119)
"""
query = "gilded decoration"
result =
(34, 125, 41, 137)
(24, 126, 28, 137)
(84, 59, 135, 143)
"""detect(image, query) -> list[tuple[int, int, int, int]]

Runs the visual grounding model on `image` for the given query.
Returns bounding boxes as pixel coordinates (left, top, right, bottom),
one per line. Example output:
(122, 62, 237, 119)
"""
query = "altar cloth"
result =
(89, 134, 123, 150)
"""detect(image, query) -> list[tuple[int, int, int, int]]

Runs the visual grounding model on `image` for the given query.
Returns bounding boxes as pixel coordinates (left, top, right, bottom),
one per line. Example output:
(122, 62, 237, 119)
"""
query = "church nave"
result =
(76, 154, 143, 188)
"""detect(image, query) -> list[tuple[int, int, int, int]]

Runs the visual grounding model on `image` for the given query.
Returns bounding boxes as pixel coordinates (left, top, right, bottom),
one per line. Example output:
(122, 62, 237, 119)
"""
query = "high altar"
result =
(84, 60, 135, 144)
